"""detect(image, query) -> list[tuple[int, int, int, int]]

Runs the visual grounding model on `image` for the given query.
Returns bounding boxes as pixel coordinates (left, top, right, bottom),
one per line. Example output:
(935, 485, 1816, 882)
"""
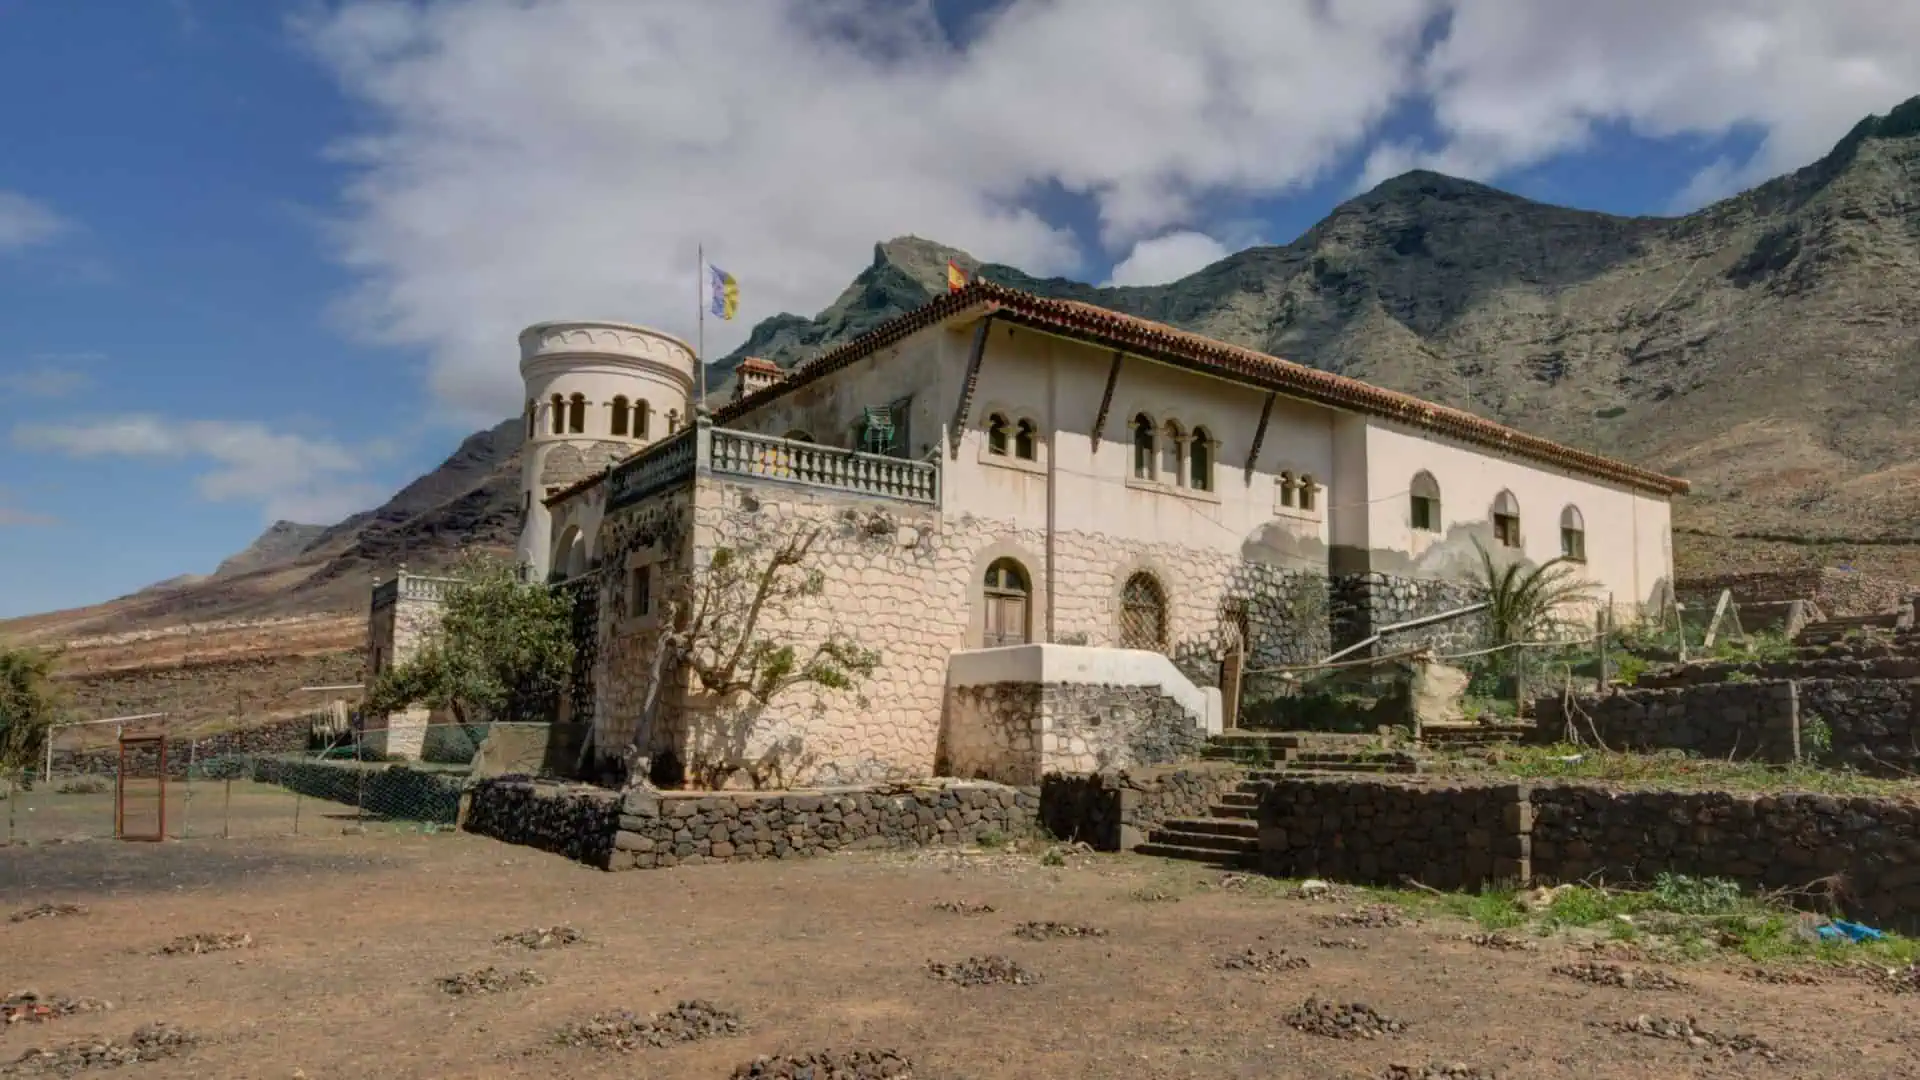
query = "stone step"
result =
(1421, 724, 1531, 747)
(1132, 842, 1258, 868)
(1207, 803, 1256, 820)
(1157, 816, 1257, 839)
(1218, 791, 1259, 807)
(1145, 826, 1259, 854)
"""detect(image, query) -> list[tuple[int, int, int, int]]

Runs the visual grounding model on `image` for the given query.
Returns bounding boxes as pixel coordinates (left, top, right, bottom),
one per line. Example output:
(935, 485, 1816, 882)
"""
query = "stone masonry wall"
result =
(1331, 572, 1486, 656)
(939, 681, 1040, 784)
(59, 716, 314, 778)
(1038, 764, 1247, 851)
(1256, 777, 1530, 891)
(1529, 682, 1801, 762)
(940, 680, 1207, 786)
(1798, 678, 1920, 776)
(464, 779, 622, 867)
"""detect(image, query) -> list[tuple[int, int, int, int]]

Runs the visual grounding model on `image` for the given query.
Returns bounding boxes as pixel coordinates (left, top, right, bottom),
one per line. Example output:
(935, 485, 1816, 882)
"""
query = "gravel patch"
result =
(153, 933, 252, 956)
(435, 967, 546, 997)
(926, 956, 1039, 987)
(6, 905, 85, 924)
(1460, 932, 1534, 952)
(1603, 1015, 1778, 1060)
(1, 1024, 195, 1075)
(1381, 1065, 1497, 1079)
(556, 1001, 743, 1051)
(2, 994, 110, 1028)
(929, 901, 994, 916)
(1217, 948, 1310, 974)
(1011, 922, 1106, 941)
(1551, 962, 1689, 991)
(499, 926, 584, 950)
(1319, 905, 1411, 930)
(1315, 937, 1368, 951)
(1735, 967, 1825, 987)
(731, 1049, 917, 1078)
(1129, 889, 1181, 903)
(1284, 997, 1407, 1040)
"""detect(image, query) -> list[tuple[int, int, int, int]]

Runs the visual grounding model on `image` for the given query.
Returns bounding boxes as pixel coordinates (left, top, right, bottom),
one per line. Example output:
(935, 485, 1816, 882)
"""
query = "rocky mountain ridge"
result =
(9, 95, 1920, 638)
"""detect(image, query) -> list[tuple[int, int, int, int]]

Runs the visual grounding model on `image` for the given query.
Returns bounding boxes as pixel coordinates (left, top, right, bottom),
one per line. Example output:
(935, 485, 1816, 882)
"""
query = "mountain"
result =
(10, 95, 1920, 637)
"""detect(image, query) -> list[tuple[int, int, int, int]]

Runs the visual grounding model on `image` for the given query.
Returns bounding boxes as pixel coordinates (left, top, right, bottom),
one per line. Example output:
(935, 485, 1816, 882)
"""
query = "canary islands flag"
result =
(947, 258, 967, 293)
(708, 264, 739, 321)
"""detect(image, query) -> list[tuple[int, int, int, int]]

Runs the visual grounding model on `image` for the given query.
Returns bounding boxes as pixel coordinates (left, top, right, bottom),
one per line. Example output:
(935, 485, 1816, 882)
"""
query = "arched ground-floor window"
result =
(1119, 571, 1168, 651)
(983, 558, 1031, 647)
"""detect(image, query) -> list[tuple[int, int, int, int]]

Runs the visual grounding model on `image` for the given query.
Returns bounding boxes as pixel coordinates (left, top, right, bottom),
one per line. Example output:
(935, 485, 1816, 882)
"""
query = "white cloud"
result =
(0, 191, 68, 252)
(1363, 0, 1920, 203)
(12, 416, 382, 524)
(0, 355, 102, 399)
(1104, 231, 1235, 287)
(298, 0, 1437, 418)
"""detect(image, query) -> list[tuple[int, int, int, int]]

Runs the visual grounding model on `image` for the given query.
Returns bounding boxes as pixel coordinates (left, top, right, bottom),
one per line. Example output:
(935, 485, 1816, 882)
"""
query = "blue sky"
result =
(0, 0, 1911, 620)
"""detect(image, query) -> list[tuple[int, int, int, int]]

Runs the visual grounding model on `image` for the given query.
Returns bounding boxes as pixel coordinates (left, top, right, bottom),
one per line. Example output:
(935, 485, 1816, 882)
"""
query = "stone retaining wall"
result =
(1798, 678, 1920, 776)
(1529, 682, 1801, 762)
(1038, 764, 1246, 851)
(1256, 778, 1529, 890)
(463, 779, 621, 866)
(942, 679, 1207, 786)
(1635, 657, 1920, 689)
(57, 716, 315, 779)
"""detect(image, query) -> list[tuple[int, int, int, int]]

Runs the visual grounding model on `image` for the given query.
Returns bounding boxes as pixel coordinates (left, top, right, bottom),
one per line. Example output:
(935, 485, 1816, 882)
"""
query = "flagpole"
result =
(696, 243, 707, 409)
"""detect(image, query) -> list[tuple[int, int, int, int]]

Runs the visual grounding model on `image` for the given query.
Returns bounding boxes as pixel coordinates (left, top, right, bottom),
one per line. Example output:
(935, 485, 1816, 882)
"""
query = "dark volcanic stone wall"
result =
(464, 779, 621, 866)
(1038, 764, 1247, 851)
(1796, 678, 1920, 776)
(1256, 777, 1530, 890)
(1529, 682, 1801, 762)
(57, 716, 315, 779)
(1329, 573, 1485, 654)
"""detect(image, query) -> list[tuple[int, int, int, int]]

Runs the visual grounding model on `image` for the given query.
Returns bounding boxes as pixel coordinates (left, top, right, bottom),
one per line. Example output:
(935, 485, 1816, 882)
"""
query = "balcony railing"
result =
(709, 428, 939, 504)
(370, 572, 462, 610)
(607, 427, 698, 510)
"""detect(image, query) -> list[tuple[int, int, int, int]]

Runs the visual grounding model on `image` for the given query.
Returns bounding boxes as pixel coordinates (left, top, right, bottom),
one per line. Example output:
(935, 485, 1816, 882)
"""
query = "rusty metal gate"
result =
(115, 735, 167, 842)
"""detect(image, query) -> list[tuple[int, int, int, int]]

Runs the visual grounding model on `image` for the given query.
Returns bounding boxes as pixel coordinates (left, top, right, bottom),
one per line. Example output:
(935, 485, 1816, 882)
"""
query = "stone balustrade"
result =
(708, 427, 939, 504)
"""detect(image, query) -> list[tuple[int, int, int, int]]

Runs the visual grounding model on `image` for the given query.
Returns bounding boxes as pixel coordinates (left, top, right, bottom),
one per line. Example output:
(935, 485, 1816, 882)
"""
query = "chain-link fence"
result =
(3, 721, 570, 846)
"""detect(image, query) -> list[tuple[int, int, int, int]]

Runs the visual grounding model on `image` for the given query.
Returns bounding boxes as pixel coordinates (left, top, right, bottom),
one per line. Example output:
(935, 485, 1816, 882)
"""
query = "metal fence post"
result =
(182, 739, 197, 840)
(223, 774, 233, 839)
(5, 773, 14, 846)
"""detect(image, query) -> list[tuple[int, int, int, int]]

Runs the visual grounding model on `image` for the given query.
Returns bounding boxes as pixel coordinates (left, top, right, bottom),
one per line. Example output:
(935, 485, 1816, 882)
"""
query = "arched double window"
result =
(982, 558, 1031, 647)
(1410, 471, 1441, 532)
(567, 393, 586, 434)
(1491, 490, 1522, 548)
(549, 393, 565, 435)
(1560, 505, 1586, 562)
(1131, 414, 1155, 480)
(1119, 571, 1168, 651)
(1188, 426, 1214, 491)
(987, 413, 1010, 456)
(611, 395, 631, 437)
(635, 399, 652, 439)
(1159, 419, 1184, 481)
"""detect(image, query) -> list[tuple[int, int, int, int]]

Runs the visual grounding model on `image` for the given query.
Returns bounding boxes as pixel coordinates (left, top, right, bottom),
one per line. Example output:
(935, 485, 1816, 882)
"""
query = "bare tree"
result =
(622, 525, 880, 789)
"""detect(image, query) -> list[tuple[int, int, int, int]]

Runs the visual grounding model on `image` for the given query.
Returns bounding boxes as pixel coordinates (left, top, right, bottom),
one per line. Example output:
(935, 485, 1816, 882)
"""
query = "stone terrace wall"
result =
(1635, 656, 1920, 689)
(1530, 786, 1920, 933)
(941, 677, 1207, 786)
(1038, 764, 1246, 851)
(57, 716, 314, 778)
(1529, 682, 1801, 763)
(464, 779, 621, 867)
(1677, 568, 1911, 619)
(1256, 778, 1530, 891)
(1798, 678, 1920, 776)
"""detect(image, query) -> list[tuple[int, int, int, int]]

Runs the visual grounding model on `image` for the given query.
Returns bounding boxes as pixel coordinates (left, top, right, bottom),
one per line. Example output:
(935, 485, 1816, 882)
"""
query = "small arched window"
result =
(1119, 572, 1168, 651)
(982, 558, 1031, 647)
(549, 393, 564, 435)
(610, 395, 631, 437)
(525, 400, 535, 438)
(1299, 474, 1318, 512)
(1160, 419, 1185, 484)
(1560, 505, 1586, 562)
(1410, 471, 1441, 532)
(1492, 490, 1521, 548)
(1131, 414, 1155, 480)
(567, 393, 586, 434)
(1279, 471, 1297, 508)
(1014, 419, 1037, 461)
(987, 413, 1010, 456)
(1188, 427, 1213, 491)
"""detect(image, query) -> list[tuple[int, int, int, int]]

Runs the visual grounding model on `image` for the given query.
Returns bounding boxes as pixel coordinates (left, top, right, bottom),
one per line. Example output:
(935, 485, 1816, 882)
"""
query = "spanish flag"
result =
(708, 264, 739, 321)
(947, 258, 967, 293)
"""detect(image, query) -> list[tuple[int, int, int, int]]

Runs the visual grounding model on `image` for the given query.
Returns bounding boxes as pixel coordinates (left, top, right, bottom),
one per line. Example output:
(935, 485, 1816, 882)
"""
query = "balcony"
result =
(709, 428, 939, 504)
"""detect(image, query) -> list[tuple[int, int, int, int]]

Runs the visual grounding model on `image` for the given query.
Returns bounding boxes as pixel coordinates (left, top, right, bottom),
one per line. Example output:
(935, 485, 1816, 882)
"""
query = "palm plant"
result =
(1472, 540, 1597, 702)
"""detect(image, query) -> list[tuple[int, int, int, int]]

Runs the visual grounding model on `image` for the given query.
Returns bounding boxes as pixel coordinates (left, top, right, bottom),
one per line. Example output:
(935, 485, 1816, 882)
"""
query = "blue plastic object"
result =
(1815, 920, 1885, 943)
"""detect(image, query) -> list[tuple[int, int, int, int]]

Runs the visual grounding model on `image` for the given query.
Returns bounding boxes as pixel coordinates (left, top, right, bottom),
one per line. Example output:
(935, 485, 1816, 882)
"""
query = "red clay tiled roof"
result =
(716, 281, 1689, 496)
(736, 355, 781, 374)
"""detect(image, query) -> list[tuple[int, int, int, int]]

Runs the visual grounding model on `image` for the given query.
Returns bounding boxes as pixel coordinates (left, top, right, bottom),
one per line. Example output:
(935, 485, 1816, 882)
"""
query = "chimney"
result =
(732, 356, 784, 403)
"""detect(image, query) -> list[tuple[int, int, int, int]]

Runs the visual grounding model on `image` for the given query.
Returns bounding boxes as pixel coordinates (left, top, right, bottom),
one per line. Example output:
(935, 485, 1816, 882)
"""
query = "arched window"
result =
(525, 400, 535, 438)
(635, 400, 652, 439)
(1410, 471, 1441, 532)
(666, 408, 681, 435)
(1299, 473, 1318, 512)
(784, 429, 814, 443)
(1189, 427, 1213, 491)
(986, 413, 1010, 456)
(610, 395, 631, 437)
(1559, 505, 1586, 562)
(567, 393, 586, 434)
(549, 393, 564, 435)
(1160, 420, 1185, 484)
(1119, 571, 1168, 651)
(1279, 471, 1297, 508)
(1131, 414, 1155, 480)
(1014, 419, 1037, 461)
(982, 558, 1031, 647)
(1491, 490, 1521, 548)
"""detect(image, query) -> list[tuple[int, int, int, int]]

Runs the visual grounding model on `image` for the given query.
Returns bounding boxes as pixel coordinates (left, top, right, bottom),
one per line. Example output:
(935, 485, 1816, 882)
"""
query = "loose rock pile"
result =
(557, 1001, 743, 1051)
(2, 1024, 194, 1075)
(1011, 922, 1106, 941)
(730, 1050, 917, 1078)
(1381, 1065, 1497, 1079)
(436, 967, 545, 996)
(1867, 963, 1919, 994)
(1321, 905, 1411, 930)
(1284, 997, 1407, 1040)
(1315, 937, 1367, 951)
(1129, 889, 1180, 903)
(1551, 962, 1689, 991)
(1460, 932, 1534, 952)
(2, 994, 109, 1027)
(7, 905, 85, 924)
(154, 933, 252, 956)
(1604, 1015, 1778, 1060)
(1217, 948, 1310, 974)
(926, 957, 1040, 987)
(499, 926, 584, 950)
(1736, 967, 1824, 987)
(930, 901, 995, 916)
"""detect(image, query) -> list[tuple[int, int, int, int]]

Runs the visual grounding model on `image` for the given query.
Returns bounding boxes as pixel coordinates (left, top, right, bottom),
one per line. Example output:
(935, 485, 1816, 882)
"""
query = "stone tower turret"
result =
(516, 320, 695, 579)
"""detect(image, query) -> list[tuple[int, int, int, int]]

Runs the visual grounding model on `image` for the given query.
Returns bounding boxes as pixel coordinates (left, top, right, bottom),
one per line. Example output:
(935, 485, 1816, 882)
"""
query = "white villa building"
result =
(371, 281, 1686, 787)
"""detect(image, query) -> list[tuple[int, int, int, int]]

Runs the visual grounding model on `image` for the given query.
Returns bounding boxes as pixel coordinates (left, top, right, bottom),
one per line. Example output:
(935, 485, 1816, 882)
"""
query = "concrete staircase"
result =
(1134, 732, 1421, 867)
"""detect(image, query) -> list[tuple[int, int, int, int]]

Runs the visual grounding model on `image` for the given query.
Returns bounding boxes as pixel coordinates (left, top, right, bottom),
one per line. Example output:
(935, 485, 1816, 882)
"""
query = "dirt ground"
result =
(1, 834, 1915, 1080)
